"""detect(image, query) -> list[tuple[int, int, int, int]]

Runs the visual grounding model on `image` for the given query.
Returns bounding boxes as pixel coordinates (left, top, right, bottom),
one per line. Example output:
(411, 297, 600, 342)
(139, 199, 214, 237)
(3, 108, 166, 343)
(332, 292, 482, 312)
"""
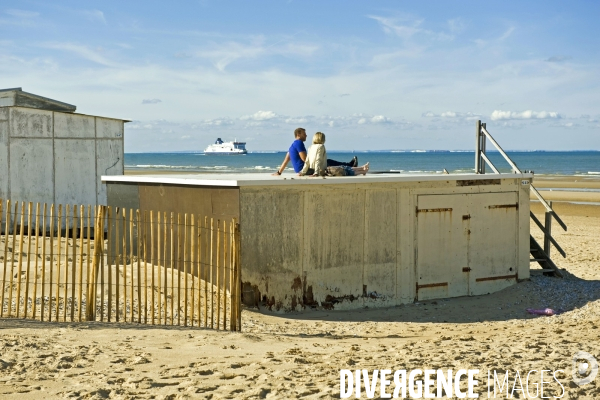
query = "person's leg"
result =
(351, 162, 369, 175)
(326, 156, 358, 167)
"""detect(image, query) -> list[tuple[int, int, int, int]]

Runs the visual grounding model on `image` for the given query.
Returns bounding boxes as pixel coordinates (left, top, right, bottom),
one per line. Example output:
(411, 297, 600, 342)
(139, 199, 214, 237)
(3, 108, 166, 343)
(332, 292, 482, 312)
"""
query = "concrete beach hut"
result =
(103, 172, 533, 311)
(0, 87, 128, 207)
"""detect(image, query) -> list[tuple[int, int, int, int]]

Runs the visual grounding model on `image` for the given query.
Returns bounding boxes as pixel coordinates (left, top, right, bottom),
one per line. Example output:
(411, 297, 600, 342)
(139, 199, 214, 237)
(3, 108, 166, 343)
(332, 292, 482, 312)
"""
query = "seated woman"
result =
(299, 132, 369, 176)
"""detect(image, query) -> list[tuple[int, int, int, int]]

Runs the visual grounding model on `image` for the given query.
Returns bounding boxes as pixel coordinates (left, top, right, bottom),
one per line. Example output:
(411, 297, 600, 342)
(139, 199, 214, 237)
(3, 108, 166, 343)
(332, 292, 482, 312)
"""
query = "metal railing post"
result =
(544, 201, 553, 257)
(475, 120, 482, 173)
(481, 123, 486, 174)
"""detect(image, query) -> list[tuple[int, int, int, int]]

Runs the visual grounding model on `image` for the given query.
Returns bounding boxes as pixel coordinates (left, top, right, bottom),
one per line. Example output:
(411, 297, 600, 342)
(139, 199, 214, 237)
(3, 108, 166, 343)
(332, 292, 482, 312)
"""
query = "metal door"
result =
(416, 194, 470, 301)
(467, 192, 518, 295)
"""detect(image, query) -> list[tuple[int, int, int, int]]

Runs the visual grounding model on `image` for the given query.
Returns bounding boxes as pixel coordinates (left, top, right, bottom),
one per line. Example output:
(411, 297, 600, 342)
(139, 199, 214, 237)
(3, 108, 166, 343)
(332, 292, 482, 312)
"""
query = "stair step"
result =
(530, 258, 548, 262)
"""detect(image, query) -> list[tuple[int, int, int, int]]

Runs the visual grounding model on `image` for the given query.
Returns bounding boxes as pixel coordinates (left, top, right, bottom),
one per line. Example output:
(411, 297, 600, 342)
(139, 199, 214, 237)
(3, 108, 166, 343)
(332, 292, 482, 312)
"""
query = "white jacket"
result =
(300, 144, 327, 176)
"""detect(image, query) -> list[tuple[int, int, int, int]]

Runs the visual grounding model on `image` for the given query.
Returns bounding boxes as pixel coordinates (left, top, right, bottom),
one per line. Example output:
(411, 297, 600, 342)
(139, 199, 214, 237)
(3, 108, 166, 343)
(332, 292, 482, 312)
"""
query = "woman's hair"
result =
(312, 132, 326, 144)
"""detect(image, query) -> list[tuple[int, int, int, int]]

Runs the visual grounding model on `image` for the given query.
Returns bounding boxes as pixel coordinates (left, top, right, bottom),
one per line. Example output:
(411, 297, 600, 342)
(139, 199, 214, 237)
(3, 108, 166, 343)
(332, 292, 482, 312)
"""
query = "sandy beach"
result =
(1, 174, 599, 399)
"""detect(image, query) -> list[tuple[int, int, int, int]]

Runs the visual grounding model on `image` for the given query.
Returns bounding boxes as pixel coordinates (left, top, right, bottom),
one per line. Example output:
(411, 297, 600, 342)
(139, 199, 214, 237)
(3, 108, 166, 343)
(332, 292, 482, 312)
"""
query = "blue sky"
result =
(1, 1, 599, 152)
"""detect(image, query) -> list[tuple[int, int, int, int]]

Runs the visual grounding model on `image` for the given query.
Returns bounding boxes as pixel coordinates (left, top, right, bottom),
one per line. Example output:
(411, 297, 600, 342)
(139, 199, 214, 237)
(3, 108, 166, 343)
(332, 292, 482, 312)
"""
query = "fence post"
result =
(0, 200, 8, 318)
(87, 206, 103, 321)
(23, 202, 33, 318)
(544, 201, 553, 257)
(235, 221, 241, 331)
(40, 203, 47, 321)
(15, 202, 26, 318)
(78, 205, 85, 322)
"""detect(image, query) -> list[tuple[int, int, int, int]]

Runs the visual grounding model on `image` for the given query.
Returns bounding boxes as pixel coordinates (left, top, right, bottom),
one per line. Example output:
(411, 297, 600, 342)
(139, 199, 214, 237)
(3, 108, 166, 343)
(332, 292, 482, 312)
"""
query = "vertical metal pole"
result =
(544, 201, 553, 257)
(481, 122, 487, 174)
(475, 120, 481, 173)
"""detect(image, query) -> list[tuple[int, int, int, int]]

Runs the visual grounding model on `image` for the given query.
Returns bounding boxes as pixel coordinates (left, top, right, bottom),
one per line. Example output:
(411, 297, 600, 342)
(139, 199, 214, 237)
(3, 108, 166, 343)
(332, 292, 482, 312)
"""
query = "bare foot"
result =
(363, 162, 369, 172)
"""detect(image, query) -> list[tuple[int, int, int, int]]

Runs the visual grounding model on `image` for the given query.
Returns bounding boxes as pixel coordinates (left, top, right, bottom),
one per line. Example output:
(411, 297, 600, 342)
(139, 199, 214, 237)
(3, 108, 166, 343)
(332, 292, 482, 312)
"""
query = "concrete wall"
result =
(0, 108, 9, 201)
(0, 107, 124, 227)
(106, 182, 240, 266)
(239, 177, 530, 311)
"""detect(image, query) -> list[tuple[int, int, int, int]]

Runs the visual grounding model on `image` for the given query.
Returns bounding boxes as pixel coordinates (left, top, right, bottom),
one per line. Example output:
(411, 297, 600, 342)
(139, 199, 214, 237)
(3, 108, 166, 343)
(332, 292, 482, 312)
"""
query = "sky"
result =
(1, 1, 599, 152)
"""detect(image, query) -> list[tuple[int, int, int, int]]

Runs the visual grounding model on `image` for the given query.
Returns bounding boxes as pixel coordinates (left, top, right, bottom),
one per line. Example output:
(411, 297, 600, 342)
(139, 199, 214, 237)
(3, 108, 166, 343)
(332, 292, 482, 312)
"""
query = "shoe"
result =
(351, 156, 358, 167)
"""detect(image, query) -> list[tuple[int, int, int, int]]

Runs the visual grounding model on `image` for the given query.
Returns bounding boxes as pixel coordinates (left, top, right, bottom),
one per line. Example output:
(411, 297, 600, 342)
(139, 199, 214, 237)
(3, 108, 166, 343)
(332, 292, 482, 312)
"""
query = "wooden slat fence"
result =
(0, 199, 241, 331)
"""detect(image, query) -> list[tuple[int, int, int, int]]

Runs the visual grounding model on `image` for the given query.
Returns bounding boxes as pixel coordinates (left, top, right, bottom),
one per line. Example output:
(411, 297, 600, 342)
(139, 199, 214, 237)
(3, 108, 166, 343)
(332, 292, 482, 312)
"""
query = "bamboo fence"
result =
(0, 199, 241, 331)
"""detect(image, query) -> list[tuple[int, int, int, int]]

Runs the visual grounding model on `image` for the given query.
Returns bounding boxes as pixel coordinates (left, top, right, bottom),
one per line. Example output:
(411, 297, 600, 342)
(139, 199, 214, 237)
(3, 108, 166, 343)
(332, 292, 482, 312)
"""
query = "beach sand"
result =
(1, 175, 599, 399)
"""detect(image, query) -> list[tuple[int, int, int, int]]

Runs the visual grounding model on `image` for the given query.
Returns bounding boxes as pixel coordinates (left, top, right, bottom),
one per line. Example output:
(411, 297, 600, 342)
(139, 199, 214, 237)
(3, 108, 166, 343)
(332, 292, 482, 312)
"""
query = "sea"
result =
(125, 150, 600, 176)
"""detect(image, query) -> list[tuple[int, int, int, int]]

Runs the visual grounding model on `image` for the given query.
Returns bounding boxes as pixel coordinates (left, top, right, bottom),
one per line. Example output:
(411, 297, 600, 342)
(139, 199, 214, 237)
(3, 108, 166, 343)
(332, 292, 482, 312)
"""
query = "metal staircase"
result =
(474, 121, 566, 277)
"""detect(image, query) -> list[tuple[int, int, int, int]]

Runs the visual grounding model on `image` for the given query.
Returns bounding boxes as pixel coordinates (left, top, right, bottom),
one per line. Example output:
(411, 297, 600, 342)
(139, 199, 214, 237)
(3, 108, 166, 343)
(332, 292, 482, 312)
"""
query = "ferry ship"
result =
(204, 138, 248, 155)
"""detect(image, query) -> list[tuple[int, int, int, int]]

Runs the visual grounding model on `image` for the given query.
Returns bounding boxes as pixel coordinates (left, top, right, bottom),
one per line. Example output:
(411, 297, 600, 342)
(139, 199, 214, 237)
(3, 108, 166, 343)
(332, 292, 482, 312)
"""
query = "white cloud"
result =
(499, 26, 515, 41)
(474, 25, 515, 47)
(423, 111, 482, 122)
(41, 42, 117, 67)
(198, 118, 235, 126)
(371, 115, 391, 124)
(490, 110, 560, 121)
(369, 15, 456, 42)
(240, 110, 277, 121)
(127, 112, 402, 138)
(5, 9, 39, 18)
(280, 43, 319, 57)
(142, 98, 161, 104)
(82, 9, 106, 24)
(545, 55, 571, 63)
(368, 15, 423, 40)
(198, 41, 266, 71)
(193, 37, 318, 71)
(447, 18, 465, 34)
(284, 117, 308, 124)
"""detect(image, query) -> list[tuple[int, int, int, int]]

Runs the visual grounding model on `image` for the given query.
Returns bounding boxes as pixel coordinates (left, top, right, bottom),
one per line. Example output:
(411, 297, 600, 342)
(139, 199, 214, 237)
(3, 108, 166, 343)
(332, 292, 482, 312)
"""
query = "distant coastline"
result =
(123, 151, 600, 177)
(125, 149, 600, 154)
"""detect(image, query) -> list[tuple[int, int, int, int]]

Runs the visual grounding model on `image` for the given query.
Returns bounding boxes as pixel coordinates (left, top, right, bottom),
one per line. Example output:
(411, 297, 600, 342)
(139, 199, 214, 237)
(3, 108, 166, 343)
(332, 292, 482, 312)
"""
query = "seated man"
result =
(272, 127, 357, 175)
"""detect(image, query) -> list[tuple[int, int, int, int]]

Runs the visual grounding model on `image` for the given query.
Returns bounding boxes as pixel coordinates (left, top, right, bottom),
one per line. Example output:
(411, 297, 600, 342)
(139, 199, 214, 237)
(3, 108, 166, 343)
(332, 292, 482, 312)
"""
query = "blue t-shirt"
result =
(289, 139, 307, 172)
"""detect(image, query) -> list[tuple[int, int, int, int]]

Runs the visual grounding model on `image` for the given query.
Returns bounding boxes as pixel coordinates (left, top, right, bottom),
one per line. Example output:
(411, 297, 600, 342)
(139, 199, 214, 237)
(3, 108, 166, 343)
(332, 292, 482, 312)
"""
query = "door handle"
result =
(462, 267, 472, 272)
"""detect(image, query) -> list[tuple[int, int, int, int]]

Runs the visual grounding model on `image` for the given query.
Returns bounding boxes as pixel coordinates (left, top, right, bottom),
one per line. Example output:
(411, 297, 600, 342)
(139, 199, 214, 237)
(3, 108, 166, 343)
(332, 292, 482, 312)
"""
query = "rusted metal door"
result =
(416, 194, 470, 301)
(416, 192, 519, 301)
(467, 192, 518, 295)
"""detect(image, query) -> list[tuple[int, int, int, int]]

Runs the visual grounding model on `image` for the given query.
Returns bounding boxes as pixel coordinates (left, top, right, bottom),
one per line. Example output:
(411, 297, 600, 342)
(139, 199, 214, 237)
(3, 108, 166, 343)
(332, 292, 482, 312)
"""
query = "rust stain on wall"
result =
(291, 276, 302, 290)
(457, 179, 500, 186)
(417, 207, 453, 213)
(488, 203, 518, 209)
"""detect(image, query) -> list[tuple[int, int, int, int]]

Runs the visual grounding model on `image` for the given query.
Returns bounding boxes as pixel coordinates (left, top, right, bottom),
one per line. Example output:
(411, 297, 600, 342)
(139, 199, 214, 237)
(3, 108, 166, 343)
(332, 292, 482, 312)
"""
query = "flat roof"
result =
(102, 172, 533, 187)
(0, 87, 76, 112)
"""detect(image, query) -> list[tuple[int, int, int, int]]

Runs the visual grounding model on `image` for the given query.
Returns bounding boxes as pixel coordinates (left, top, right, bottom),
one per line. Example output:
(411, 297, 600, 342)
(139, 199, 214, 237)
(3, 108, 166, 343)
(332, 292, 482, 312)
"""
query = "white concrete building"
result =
(0, 88, 128, 207)
(102, 172, 533, 310)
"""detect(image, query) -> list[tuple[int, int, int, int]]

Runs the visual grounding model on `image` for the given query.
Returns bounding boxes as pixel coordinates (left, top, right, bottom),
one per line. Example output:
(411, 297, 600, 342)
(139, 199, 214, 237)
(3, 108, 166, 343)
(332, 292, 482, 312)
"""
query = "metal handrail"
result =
(478, 124, 566, 231)
(475, 120, 567, 275)
(481, 126, 521, 173)
(530, 212, 566, 258)
(480, 152, 500, 174)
